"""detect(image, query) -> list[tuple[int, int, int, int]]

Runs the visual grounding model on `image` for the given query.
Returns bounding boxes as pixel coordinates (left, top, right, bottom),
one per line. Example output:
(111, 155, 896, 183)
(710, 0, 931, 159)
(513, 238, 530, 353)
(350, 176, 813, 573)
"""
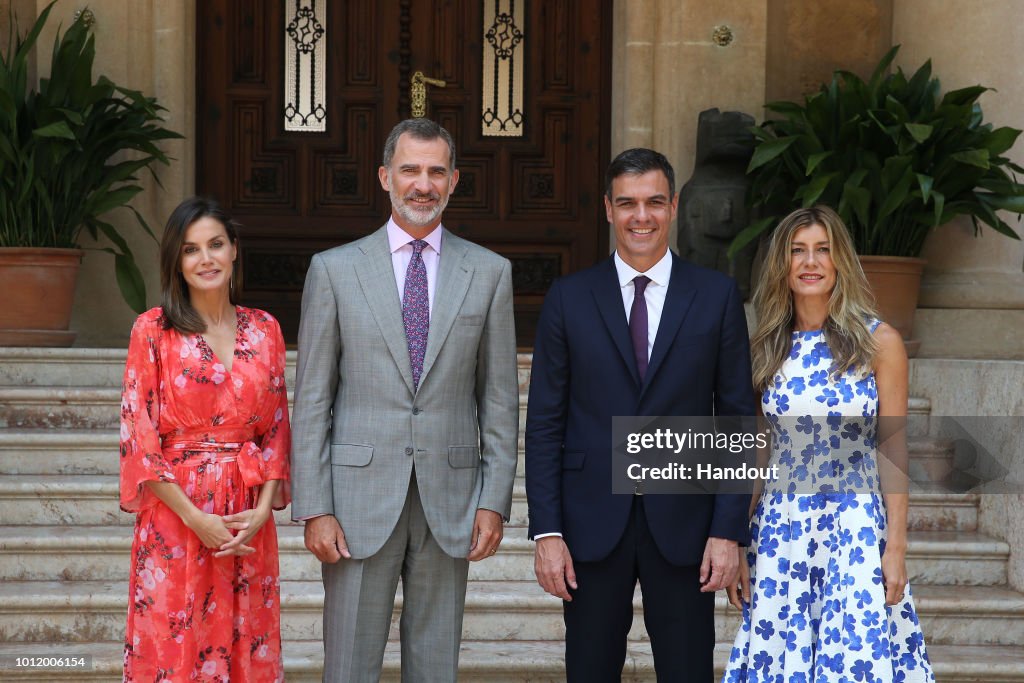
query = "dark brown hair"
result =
(159, 196, 239, 334)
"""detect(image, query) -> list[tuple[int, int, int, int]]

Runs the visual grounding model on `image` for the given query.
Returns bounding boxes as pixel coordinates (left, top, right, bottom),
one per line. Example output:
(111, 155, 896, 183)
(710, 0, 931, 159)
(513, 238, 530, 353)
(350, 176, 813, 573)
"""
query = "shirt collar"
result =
(387, 217, 443, 255)
(613, 249, 673, 288)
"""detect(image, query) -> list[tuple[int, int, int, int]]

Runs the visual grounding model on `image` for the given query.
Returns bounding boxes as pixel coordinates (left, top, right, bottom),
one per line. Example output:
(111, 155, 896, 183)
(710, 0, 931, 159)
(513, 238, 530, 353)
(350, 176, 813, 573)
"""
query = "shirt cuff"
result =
(533, 532, 563, 540)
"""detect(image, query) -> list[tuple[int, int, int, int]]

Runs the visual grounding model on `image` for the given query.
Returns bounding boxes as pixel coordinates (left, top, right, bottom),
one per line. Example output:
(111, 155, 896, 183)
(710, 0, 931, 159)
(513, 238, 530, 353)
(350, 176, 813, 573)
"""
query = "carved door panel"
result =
(197, 1, 611, 345)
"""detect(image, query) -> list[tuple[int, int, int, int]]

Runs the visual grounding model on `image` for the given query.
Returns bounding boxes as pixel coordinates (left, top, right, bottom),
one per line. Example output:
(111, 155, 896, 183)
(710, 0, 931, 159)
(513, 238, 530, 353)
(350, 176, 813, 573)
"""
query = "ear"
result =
(378, 165, 390, 191)
(669, 192, 680, 220)
(604, 194, 613, 223)
(448, 168, 460, 194)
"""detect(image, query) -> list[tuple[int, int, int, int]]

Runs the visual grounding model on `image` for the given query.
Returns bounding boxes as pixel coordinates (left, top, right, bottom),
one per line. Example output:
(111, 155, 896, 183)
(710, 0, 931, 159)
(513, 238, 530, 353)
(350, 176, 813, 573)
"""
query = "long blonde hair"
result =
(751, 205, 879, 392)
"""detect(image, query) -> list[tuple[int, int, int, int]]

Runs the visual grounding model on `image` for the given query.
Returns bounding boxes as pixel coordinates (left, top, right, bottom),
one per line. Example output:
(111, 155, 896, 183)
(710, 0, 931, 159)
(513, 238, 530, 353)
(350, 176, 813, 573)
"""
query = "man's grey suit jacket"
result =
(290, 225, 519, 559)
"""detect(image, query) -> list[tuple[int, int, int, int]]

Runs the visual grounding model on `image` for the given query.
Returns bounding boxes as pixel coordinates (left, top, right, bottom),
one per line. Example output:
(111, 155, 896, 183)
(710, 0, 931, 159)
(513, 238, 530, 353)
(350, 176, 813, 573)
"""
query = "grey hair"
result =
(382, 118, 456, 171)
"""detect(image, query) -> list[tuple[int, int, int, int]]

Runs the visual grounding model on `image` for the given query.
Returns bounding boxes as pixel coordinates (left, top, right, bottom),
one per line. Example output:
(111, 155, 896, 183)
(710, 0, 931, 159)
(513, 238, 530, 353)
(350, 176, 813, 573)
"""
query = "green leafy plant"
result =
(0, 2, 181, 312)
(729, 45, 1024, 258)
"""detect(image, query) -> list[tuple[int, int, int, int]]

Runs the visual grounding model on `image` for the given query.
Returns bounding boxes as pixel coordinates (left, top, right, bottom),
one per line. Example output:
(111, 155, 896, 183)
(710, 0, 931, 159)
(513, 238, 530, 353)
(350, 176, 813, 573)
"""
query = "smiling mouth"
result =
(406, 194, 439, 206)
(799, 274, 824, 281)
(629, 227, 655, 235)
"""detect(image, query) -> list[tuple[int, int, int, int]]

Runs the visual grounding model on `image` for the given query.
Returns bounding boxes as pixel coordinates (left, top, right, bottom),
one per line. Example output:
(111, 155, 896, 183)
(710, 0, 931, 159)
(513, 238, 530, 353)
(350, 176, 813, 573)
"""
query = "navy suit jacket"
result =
(525, 253, 756, 566)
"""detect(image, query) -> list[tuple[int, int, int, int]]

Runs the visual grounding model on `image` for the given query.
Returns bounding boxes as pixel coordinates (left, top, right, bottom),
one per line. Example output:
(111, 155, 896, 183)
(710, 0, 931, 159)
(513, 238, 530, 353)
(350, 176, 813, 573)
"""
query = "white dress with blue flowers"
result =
(722, 323, 934, 683)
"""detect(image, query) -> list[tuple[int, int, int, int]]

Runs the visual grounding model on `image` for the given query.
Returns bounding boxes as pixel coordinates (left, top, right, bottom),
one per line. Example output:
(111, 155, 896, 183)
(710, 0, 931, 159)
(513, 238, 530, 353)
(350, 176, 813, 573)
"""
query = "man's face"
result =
(378, 132, 459, 236)
(605, 170, 677, 272)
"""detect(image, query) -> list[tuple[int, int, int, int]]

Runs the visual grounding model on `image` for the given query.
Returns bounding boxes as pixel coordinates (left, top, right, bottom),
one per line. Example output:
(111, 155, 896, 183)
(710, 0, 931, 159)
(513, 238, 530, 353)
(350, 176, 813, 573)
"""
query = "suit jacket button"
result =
(405, 447, 414, 456)
(412, 407, 421, 415)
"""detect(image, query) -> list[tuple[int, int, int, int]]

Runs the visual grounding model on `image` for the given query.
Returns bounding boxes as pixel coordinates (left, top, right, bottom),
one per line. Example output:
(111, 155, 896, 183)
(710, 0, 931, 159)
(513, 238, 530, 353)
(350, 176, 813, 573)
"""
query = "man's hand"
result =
(725, 546, 750, 610)
(304, 515, 351, 563)
(699, 536, 739, 593)
(534, 536, 577, 601)
(467, 509, 503, 561)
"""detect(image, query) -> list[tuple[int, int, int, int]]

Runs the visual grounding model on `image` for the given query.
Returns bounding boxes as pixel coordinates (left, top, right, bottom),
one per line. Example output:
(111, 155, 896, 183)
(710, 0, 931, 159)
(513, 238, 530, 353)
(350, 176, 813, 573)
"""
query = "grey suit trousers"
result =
(321, 471, 470, 683)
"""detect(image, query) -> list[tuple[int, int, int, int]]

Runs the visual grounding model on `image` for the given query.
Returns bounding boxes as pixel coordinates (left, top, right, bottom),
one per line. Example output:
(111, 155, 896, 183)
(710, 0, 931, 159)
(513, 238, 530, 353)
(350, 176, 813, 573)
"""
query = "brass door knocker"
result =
(411, 71, 447, 118)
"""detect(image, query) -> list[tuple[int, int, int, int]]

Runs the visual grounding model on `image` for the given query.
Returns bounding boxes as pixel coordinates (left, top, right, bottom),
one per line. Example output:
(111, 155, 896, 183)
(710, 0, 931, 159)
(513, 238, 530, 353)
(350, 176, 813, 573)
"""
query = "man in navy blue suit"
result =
(525, 148, 756, 681)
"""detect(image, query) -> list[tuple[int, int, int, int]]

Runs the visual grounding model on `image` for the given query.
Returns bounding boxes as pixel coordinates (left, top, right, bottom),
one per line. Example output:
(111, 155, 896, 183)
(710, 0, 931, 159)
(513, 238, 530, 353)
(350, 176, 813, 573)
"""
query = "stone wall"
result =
(894, 0, 1024, 358)
(611, 0, 767, 251)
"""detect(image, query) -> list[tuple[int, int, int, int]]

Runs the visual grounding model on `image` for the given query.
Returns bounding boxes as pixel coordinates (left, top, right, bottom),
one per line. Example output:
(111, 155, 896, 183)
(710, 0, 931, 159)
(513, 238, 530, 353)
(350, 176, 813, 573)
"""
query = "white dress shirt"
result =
(387, 218, 443, 312)
(613, 248, 673, 362)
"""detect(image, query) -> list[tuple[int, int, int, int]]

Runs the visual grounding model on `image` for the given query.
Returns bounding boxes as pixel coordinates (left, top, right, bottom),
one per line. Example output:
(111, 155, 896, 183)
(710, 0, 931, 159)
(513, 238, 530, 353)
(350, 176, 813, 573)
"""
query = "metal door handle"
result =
(411, 71, 447, 118)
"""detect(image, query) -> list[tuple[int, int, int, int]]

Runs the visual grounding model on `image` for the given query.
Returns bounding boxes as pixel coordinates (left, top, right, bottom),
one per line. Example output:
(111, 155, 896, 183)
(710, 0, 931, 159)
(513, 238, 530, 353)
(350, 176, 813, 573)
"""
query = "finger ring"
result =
(490, 547, 497, 555)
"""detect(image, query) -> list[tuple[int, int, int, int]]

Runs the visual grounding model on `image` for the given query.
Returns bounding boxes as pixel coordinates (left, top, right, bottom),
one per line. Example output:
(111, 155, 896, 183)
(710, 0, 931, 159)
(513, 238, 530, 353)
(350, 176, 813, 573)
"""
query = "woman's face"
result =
(787, 223, 836, 299)
(179, 216, 236, 295)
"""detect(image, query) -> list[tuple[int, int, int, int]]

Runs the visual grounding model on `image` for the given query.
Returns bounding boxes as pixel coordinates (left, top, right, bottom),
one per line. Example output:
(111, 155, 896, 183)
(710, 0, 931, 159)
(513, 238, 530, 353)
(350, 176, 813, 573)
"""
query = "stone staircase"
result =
(0, 348, 1022, 681)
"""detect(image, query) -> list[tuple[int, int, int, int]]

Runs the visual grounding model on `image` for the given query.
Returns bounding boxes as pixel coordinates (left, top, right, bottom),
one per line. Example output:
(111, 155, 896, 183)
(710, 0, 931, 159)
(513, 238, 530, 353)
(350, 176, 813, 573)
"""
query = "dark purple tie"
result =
(403, 240, 429, 390)
(630, 275, 650, 380)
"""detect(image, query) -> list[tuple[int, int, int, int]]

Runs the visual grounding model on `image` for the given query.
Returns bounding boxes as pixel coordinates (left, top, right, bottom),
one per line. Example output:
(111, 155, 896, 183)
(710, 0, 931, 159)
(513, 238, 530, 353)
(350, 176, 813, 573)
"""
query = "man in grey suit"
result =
(291, 118, 519, 682)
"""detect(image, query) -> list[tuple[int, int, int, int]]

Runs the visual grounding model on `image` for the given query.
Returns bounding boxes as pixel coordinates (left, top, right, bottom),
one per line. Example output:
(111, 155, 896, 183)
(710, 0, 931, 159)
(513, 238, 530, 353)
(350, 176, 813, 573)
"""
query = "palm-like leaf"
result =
(0, 1, 182, 311)
(730, 45, 1024, 258)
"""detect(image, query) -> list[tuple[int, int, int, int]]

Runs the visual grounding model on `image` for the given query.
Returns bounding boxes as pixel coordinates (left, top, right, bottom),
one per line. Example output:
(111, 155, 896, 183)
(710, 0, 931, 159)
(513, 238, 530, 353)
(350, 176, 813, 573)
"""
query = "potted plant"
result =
(0, 2, 181, 345)
(729, 45, 1024, 354)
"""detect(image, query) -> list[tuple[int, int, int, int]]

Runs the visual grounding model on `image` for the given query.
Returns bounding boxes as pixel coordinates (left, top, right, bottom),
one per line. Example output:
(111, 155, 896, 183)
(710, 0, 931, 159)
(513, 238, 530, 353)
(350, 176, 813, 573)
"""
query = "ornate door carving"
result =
(197, 1, 611, 345)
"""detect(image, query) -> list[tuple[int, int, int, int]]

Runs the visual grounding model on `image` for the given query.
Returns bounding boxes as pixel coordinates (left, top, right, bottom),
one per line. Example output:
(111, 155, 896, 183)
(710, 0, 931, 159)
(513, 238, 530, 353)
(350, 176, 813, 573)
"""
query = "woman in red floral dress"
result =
(119, 197, 290, 682)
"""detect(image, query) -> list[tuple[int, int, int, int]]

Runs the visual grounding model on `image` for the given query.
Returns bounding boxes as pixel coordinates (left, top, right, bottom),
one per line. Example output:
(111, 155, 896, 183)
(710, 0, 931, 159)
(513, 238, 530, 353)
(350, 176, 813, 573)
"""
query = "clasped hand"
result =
(187, 507, 271, 557)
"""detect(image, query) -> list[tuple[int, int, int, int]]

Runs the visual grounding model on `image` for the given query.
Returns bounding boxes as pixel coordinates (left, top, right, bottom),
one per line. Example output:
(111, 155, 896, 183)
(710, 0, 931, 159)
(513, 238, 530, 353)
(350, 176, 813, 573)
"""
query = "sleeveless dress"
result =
(722, 322, 935, 683)
(120, 307, 291, 682)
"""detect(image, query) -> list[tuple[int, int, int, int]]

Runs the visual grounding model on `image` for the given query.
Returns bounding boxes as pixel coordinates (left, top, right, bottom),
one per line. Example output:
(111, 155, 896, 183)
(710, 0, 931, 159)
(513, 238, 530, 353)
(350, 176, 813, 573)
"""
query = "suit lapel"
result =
(643, 254, 695, 392)
(591, 257, 641, 387)
(419, 229, 472, 389)
(354, 226, 416, 395)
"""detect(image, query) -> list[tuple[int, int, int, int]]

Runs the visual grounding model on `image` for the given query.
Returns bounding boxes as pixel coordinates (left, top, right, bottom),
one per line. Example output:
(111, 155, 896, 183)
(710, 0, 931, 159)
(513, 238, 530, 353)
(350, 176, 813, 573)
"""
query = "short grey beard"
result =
(388, 175, 449, 228)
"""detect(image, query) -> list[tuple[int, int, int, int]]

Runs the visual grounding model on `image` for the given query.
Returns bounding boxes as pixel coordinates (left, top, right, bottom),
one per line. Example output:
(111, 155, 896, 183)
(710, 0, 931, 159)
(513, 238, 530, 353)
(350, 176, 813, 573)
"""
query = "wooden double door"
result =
(197, 0, 612, 345)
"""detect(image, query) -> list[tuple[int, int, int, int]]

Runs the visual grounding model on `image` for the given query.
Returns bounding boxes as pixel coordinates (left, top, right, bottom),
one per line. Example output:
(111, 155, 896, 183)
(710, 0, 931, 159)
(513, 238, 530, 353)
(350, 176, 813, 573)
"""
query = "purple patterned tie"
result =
(630, 275, 650, 380)
(403, 239, 430, 390)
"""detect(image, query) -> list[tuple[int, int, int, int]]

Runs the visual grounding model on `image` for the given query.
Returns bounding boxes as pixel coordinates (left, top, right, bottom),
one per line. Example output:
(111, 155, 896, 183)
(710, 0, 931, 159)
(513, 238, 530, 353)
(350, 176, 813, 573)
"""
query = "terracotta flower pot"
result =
(859, 255, 926, 358)
(0, 247, 83, 347)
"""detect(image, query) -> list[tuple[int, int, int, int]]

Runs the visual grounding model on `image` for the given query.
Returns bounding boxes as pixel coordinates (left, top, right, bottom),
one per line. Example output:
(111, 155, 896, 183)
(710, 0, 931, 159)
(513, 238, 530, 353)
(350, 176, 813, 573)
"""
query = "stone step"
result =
(0, 349, 132, 387)
(0, 348, 536, 392)
(0, 386, 530, 434)
(0, 579, 1021, 648)
(0, 473, 531, 527)
(0, 640, 1020, 682)
(0, 524, 1009, 587)
(0, 464, 980, 531)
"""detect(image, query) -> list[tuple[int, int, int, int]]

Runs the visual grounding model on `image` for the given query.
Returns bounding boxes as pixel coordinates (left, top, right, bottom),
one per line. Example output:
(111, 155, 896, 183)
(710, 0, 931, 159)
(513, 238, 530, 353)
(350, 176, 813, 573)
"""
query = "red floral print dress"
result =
(119, 307, 291, 682)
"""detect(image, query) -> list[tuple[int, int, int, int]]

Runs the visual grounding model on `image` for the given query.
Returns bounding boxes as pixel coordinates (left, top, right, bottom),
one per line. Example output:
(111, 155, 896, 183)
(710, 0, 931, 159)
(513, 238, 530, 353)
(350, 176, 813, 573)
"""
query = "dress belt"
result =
(161, 438, 270, 488)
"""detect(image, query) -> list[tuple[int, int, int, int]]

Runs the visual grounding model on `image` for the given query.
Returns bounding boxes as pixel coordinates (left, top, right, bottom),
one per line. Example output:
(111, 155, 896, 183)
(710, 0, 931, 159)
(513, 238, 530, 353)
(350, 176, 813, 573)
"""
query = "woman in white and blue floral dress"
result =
(722, 206, 934, 683)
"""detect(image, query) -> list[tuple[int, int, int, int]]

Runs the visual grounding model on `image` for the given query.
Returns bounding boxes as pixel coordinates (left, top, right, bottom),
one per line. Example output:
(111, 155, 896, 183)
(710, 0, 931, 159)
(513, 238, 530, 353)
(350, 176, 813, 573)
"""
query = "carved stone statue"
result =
(678, 108, 757, 299)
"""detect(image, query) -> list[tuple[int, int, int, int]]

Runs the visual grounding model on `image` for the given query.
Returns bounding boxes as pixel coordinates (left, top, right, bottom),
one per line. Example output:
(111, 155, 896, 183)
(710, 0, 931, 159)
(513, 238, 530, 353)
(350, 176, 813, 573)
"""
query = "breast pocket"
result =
(674, 331, 715, 350)
(457, 314, 484, 326)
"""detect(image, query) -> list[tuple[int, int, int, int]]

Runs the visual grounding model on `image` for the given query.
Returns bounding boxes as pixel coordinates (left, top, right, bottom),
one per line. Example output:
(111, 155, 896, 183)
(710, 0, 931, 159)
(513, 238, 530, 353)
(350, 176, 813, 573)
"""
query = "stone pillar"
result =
(611, 0, 767, 253)
(895, 0, 1024, 593)
(895, 0, 1024, 359)
(30, 0, 195, 346)
(765, 0, 893, 103)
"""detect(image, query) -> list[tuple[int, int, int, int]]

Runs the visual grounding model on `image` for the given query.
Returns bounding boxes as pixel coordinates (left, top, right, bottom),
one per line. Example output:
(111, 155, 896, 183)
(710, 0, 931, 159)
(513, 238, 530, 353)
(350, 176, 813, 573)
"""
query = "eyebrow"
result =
(613, 194, 668, 203)
(398, 163, 448, 173)
(181, 236, 226, 246)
